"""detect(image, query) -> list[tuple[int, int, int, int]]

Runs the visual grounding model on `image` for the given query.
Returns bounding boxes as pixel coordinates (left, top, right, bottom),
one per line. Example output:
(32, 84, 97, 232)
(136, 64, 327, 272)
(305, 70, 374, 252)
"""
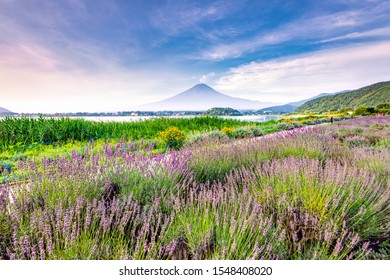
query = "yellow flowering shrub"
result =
(221, 127, 235, 138)
(159, 126, 186, 150)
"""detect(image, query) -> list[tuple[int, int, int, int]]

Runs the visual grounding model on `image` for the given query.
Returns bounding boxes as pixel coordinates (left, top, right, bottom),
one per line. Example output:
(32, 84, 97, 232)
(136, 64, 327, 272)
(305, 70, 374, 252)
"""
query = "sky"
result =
(0, 0, 390, 113)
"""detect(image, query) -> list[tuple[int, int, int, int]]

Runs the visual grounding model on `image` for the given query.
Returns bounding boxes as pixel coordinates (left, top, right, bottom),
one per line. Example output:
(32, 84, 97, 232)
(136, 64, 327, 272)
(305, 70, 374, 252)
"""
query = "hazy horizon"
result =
(1, 0, 390, 113)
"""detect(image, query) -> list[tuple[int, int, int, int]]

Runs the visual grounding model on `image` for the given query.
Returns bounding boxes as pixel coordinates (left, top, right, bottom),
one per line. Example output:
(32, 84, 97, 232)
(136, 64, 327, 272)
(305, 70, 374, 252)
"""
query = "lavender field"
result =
(0, 116, 389, 260)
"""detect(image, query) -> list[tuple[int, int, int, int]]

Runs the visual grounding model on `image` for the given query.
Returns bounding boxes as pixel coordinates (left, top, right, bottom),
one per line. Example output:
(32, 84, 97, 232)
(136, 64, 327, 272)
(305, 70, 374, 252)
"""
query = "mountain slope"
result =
(258, 92, 335, 114)
(0, 107, 15, 115)
(288, 92, 335, 107)
(136, 84, 277, 111)
(295, 81, 390, 113)
(258, 104, 297, 114)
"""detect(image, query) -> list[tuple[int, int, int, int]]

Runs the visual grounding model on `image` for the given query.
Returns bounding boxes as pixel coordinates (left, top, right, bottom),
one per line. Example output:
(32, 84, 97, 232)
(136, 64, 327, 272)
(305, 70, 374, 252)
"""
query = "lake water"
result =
(1, 115, 279, 122)
(70, 115, 279, 122)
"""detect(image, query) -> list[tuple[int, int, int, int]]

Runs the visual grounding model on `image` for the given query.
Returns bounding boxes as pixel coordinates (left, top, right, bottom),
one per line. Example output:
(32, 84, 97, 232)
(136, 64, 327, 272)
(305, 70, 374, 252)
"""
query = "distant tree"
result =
(375, 103, 390, 115)
(353, 107, 376, 116)
(376, 103, 390, 109)
(338, 107, 353, 114)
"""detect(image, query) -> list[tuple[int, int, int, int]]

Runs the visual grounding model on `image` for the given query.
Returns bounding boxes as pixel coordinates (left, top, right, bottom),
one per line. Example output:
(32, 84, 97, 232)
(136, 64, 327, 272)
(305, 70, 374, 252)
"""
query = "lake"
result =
(70, 115, 279, 122)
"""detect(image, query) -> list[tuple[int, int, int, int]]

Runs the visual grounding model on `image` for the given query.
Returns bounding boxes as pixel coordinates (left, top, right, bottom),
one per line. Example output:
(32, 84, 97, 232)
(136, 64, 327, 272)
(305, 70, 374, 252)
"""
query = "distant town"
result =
(11, 108, 275, 118)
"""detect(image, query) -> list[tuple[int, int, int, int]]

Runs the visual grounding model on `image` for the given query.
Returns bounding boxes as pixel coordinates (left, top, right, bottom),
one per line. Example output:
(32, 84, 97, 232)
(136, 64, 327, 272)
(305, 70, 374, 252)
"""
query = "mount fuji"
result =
(135, 84, 277, 111)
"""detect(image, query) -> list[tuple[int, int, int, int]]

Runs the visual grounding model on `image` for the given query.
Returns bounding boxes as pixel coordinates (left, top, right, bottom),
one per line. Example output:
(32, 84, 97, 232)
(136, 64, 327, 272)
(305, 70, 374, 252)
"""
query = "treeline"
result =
(330, 103, 389, 116)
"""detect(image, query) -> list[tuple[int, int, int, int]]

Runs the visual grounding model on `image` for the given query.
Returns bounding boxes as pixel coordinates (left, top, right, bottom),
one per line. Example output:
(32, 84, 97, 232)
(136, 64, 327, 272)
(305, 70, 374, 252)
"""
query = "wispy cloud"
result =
(150, 0, 236, 36)
(199, 72, 216, 83)
(200, 3, 390, 60)
(318, 26, 390, 43)
(0, 44, 190, 113)
(213, 41, 390, 102)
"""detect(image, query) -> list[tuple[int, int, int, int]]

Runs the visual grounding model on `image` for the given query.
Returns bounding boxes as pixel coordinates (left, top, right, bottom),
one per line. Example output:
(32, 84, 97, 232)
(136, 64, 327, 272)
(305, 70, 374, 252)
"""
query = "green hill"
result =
(295, 81, 390, 113)
(204, 107, 243, 116)
(257, 104, 297, 114)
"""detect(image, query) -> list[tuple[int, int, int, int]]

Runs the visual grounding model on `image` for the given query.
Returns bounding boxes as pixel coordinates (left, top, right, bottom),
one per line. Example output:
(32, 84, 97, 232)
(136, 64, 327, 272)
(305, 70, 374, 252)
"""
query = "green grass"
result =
(0, 116, 259, 172)
(0, 116, 256, 151)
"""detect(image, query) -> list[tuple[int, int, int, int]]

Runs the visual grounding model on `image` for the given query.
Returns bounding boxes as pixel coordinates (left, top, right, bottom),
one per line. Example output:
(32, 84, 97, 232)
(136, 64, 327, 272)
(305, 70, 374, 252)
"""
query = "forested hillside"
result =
(295, 81, 390, 113)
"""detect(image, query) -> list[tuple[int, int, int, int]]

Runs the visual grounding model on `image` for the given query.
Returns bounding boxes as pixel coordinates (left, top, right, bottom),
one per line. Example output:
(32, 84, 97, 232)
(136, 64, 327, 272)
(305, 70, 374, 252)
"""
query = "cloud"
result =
(0, 34, 192, 113)
(150, 1, 235, 36)
(200, 3, 390, 60)
(0, 56, 190, 113)
(213, 41, 390, 103)
(0, 43, 61, 71)
(199, 72, 216, 83)
(318, 27, 390, 43)
(200, 31, 290, 60)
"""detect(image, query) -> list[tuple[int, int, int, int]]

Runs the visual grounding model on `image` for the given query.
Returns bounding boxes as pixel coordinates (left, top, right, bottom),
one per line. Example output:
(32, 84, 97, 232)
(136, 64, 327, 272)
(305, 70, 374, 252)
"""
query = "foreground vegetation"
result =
(0, 115, 338, 166)
(0, 115, 388, 260)
(0, 115, 348, 179)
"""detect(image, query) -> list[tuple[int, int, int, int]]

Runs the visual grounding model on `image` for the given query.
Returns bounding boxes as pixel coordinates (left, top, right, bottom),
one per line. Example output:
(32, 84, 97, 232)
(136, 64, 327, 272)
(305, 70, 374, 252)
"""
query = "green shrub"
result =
(207, 130, 228, 140)
(277, 122, 295, 130)
(376, 103, 390, 110)
(354, 107, 376, 116)
(376, 139, 390, 149)
(233, 128, 251, 139)
(251, 127, 264, 137)
(373, 124, 385, 130)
